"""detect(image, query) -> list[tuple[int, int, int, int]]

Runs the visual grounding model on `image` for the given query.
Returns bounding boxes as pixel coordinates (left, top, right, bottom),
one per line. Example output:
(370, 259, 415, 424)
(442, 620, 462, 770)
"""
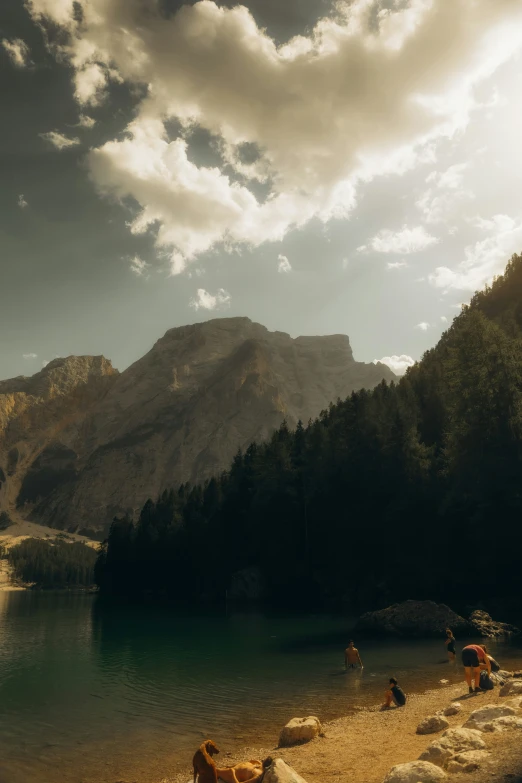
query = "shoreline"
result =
(162, 679, 522, 783)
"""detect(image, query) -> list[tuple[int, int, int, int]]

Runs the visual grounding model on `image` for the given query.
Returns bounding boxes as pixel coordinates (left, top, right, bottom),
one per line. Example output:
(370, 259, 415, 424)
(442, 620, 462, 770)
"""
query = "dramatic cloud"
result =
(22, 353, 37, 360)
(387, 260, 408, 270)
(2, 38, 31, 68)
(360, 225, 439, 255)
(189, 288, 231, 311)
(26, 0, 522, 269)
(429, 214, 522, 291)
(18, 194, 28, 209)
(78, 114, 96, 128)
(415, 321, 430, 331)
(277, 255, 292, 274)
(129, 255, 149, 278)
(374, 354, 415, 375)
(416, 163, 474, 224)
(40, 131, 81, 150)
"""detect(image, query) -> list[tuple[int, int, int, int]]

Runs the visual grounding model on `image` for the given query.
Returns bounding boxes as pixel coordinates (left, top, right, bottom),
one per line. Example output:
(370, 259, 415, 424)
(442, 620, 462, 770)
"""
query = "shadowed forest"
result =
(95, 254, 522, 612)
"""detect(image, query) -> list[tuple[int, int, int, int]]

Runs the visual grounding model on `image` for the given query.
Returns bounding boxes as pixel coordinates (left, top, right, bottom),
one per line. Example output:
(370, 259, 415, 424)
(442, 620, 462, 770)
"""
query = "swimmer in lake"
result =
(344, 640, 363, 669)
(445, 628, 456, 662)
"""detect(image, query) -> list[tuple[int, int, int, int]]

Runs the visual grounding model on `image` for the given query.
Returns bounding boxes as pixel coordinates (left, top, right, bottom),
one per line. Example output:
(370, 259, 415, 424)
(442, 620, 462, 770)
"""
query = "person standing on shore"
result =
(344, 640, 363, 669)
(383, 677, 406, 708)
(462, 643, 490, 694)
(445, 628, 456, 662)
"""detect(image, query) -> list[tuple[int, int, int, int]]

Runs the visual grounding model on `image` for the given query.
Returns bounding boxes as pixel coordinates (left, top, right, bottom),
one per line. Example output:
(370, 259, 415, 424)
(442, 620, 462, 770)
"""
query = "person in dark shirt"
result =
(383, 677, 406, 708)
(445, 628, 456, 661)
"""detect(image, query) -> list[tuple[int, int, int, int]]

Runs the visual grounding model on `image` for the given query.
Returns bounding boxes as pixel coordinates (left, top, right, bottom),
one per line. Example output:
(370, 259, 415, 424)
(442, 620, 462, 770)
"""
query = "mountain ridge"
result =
(0, 317, 395, 536)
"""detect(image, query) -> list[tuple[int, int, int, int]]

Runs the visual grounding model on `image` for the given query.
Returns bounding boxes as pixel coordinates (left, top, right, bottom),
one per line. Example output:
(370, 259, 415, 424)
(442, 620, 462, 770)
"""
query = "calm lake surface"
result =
(0, 592, 521, 783)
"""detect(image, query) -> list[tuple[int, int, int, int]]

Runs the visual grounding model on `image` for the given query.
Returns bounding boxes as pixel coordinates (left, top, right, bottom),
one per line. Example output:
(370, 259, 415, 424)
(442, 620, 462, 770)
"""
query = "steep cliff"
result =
(0, 318, 395, 535)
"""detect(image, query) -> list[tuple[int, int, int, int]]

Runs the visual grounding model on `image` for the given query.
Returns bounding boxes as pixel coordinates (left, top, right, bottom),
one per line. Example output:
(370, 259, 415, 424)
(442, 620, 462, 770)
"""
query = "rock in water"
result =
(0, 318, 395, 535)
(279, 716, 321, 747)
(263, 758, 309, 783)
(469, 610, 520, 638)
(354, 600, 470, 637)
(383, 760, 446, 782)
(416, 715, 450, 735)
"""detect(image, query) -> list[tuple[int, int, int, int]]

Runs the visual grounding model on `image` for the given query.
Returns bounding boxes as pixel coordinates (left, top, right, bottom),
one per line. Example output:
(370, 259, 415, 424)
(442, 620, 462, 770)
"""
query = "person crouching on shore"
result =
(383, 678, 406, 709)
(462, 644, 490, 694)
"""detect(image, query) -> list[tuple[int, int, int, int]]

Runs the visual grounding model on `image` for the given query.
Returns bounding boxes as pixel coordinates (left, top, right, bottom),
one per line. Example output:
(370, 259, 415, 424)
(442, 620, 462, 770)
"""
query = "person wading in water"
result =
(344, 640, 363, 669)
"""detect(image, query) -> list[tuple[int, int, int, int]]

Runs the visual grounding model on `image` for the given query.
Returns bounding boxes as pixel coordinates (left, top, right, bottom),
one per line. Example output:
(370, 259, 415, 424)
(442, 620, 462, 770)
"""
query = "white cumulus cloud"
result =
(78, 114, 96, 128)
(429, 214, 522, 291)
(387, 260, 408, 270)
(374, 355, 415, 375)
(361, 225, 439, 255)
(417, 163, 474, 224)
(40, 131, 81, 150)
(440, 315, 448, 323)
(2, 38, 31, 68)
(277, 255, 292, 274)
(415, 321, 430, 331)
(129, 255, 149, 278)
(25, 0, 522, 269)
(18, 194, 28, 209)
(189, 288, 231, 311)
(22, 353, 38, 360)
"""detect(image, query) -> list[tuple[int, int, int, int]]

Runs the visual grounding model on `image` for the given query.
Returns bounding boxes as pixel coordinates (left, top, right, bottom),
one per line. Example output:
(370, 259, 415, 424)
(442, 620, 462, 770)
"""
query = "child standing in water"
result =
(445, 628, 456, 661)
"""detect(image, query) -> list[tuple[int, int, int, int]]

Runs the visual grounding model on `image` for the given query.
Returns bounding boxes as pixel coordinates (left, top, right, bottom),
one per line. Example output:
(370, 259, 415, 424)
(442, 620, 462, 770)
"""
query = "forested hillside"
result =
(95, 255, 522, 610)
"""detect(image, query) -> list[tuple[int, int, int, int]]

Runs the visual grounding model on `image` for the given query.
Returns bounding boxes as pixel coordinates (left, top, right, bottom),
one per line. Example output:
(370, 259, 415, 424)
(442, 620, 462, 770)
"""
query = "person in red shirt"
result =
(461, 644, 491, 693)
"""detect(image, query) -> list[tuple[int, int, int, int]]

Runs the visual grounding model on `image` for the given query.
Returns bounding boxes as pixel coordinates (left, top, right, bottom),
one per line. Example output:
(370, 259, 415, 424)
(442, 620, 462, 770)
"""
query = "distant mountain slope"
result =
(0, 318, 395, 535)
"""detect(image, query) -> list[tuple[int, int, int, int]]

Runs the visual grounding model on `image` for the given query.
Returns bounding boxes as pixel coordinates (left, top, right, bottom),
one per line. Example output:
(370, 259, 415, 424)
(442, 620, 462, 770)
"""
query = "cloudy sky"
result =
(2, 0, 522, 380)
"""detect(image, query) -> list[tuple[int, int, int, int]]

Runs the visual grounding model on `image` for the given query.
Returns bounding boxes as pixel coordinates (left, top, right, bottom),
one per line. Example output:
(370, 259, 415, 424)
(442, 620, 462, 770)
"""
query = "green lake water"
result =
(0, 591, 520, 783)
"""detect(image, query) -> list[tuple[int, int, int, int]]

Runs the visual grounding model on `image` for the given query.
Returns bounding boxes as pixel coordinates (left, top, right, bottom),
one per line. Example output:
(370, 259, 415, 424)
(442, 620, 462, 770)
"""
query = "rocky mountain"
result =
(0, 317, 395, 536)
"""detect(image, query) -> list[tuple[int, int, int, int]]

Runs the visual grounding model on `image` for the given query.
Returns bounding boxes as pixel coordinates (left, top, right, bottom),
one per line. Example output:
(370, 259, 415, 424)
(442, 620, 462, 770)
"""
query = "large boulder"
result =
(278, 717, 321, 747)
(499, 680, 522, 697)
(263, 759, 308, 783)
(480, 716, 522, 732)
(416, 715, 450, 735)
(469, 610, 520, 638)
(354, 601, 470, 638)
(383, 760, 446, 782)
(464, 704, 516, 730)
(446, 750, 490, 774)
(419, 727, 485, 768)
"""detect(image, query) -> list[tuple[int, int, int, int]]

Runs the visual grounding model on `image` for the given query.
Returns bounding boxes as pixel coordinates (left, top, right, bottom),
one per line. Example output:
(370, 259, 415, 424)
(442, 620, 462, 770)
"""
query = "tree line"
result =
(95, 254, 522, 611)
(4, 538, 98, 588)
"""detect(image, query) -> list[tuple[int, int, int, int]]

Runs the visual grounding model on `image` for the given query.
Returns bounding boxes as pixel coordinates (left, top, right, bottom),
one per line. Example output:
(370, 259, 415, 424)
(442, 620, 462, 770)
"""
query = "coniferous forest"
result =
(6, 539, 97, 589)
(95, 254, 522, 611)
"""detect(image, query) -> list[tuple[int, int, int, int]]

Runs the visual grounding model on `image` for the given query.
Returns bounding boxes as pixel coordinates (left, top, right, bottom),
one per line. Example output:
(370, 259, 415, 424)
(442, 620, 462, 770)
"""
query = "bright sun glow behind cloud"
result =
(26, 0, 522, 279)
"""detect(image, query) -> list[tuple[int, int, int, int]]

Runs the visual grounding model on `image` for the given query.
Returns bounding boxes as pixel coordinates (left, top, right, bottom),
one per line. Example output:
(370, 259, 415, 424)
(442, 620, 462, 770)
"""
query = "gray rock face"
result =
(0, 318, 395, 534)
(416, 715, 450, 735)
(469, 610, 520, 638)
(354, 600, 471, 638)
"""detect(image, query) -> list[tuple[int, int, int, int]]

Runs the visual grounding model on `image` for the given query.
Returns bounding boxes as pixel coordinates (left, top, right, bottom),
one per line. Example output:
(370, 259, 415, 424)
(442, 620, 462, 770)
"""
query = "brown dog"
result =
(193, 740, 220, 783)
(216, 757, 272, 783)
(216, 760, 263, 783)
